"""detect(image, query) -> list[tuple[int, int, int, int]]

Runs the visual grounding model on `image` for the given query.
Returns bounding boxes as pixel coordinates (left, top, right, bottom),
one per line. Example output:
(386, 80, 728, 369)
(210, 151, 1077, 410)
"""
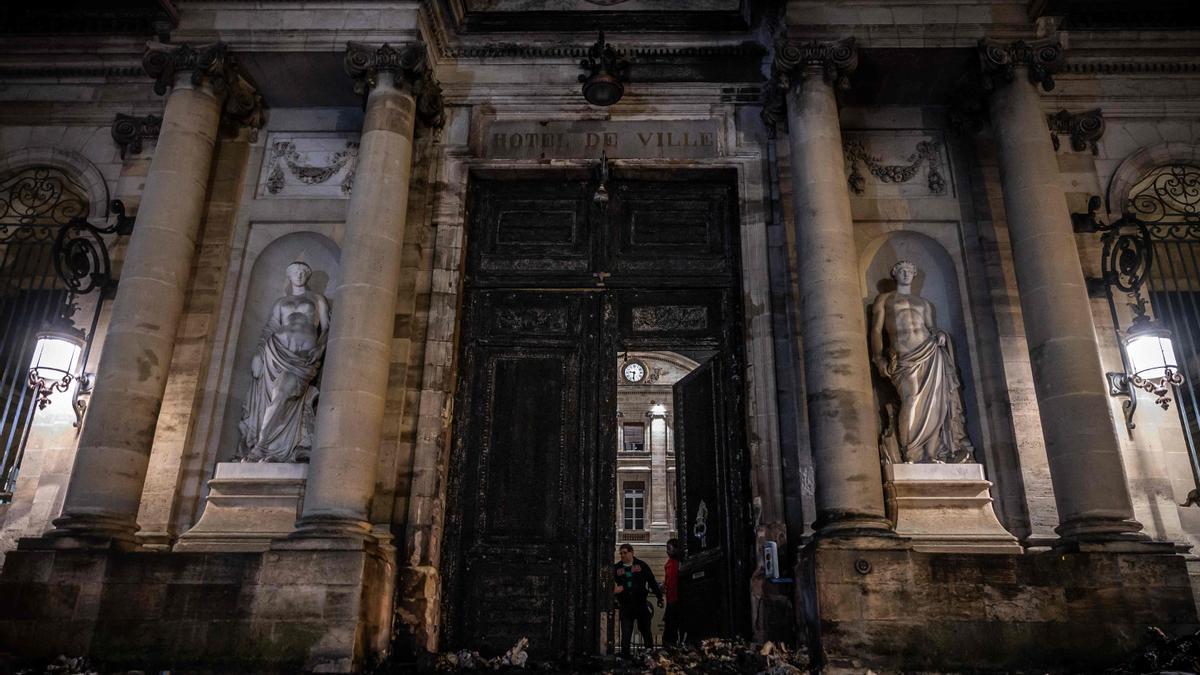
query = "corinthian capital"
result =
(772, 37, 858, 92)
(142, 42, 264, 131)
(344, 42, 445, 129)
(762, 37, 858, 134)
(978, 37, 1065, 93)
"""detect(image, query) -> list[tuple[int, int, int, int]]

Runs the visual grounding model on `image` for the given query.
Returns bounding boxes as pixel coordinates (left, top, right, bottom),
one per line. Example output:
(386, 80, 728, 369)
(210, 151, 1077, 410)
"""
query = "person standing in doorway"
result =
(661, 538, 682, 646)
(613, 543, 662, 658)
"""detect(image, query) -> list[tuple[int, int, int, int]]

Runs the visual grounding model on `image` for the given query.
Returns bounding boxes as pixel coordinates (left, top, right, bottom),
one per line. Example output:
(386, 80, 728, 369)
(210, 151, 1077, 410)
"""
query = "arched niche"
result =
(217, 231, 341, 462)
(859, 230, 982, 462)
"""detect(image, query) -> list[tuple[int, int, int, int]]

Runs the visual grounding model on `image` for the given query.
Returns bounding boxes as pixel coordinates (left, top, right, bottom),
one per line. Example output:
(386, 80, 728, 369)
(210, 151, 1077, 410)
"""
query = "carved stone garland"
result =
(844, 139, 946, 195)
(264, 140, 359, 196)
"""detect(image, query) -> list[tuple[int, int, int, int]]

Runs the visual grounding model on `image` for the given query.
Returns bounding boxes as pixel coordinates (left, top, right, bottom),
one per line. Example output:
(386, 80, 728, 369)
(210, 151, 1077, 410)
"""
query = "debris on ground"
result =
(16, 655, 100, 675)
(1106, 626, 1200, 674)
(433, 637, 808, 673)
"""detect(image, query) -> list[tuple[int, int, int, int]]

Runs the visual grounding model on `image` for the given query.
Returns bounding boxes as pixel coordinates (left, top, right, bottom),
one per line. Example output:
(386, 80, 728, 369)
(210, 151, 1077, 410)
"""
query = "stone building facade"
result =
(0, 1, 1198, 671)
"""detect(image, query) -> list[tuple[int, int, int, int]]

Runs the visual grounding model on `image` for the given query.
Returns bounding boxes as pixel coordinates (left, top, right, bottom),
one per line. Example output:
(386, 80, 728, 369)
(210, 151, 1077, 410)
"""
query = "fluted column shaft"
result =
(293, 66, 419, 539)
(982, 38, 1144, 542)
(49, 52, 230, 547)
(779, 43, 890, 536)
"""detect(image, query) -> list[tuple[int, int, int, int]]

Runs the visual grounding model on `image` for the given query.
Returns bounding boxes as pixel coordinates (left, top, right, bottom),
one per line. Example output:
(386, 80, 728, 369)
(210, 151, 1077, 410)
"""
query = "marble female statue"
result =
(870, 260, 975, 464)
(237, 261, 331, 462)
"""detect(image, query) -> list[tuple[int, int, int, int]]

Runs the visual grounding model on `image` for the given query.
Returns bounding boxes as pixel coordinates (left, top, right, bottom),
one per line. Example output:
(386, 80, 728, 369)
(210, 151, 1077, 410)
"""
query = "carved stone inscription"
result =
(479, 120, 722, 160)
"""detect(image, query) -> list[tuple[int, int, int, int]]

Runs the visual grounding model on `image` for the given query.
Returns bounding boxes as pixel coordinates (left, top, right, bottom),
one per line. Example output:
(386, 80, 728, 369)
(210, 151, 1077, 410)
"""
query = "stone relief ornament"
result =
(844, 139, 946, 195)
(257, 134, 359, 199)
(111, 113, 162, 159)
(1047, 108, 1105, 155)
(870, 260, 975, 464)
(142, 41, 264, 132)
(263, 139, 358, 197)
(237, 261, 331, 463)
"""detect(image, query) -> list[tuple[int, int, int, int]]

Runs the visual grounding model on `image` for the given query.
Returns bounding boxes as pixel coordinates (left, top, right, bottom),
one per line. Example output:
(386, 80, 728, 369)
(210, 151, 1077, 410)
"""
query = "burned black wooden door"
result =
(673, 354, 750, 640)
(441, 289, 602, 656)
(444, 171, 749, 656)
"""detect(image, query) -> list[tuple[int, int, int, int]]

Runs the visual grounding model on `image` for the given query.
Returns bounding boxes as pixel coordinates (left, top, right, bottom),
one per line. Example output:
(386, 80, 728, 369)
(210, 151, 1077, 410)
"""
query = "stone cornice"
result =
(344, 42, 445, 129)
(142, 42, 264, 131)
(978, 36, 1065, 93)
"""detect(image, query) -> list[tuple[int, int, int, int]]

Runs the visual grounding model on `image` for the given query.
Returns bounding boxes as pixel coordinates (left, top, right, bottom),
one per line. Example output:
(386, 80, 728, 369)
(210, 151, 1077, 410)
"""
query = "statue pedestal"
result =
(175, 462, 307, 552)
(884, 463, 1021, 554)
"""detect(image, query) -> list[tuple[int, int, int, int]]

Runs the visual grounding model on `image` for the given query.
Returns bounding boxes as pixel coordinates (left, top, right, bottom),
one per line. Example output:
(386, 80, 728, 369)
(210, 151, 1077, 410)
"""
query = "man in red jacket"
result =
(662, 538, 682, 646)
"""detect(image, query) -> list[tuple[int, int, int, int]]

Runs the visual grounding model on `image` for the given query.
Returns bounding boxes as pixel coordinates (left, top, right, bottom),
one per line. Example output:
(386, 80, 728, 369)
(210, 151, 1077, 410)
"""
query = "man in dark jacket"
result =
(613, 543, 662, 657)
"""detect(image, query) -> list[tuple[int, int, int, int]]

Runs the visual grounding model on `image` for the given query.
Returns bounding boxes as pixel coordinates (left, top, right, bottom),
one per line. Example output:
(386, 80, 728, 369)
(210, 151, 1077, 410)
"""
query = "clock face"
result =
(622, 361, 646, 383)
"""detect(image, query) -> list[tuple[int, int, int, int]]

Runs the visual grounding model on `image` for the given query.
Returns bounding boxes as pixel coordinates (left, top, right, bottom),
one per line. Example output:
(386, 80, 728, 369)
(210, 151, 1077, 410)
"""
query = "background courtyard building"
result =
(0, 0, 1198, 671)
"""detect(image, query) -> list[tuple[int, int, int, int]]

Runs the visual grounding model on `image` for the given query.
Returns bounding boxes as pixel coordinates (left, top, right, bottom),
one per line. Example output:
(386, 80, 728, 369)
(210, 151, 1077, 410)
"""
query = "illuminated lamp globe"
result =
(28, 328, 84, 400)
(1124, 312, 1178, 381)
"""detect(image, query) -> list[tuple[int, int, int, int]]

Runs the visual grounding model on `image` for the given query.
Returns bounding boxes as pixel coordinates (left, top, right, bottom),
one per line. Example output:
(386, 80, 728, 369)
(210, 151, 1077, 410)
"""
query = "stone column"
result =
(980, 37, 1145, 543)
(648, 405, 669, 530)
(289, 42, 443, 541)
(42, 43, 261, 548)
(774, 38, 891, 537)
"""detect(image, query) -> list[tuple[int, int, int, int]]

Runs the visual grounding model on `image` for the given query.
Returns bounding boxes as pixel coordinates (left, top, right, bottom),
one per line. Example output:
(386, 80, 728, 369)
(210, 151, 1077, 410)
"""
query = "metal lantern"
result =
(1124, 310, 1179, 382)
(27, 323, 84, 411)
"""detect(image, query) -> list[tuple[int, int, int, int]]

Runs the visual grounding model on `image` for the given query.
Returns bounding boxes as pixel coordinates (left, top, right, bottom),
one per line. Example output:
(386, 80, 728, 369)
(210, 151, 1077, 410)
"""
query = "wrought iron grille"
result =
(0, 166, 110, 503)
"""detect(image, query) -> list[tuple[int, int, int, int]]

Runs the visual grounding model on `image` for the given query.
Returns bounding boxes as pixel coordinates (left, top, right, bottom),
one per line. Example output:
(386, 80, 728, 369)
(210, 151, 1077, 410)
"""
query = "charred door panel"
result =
(442, 290, 601, 656)
(673, 355, 751, 640)
(468, 180, 596, 285)
(607, 179, 735, 284)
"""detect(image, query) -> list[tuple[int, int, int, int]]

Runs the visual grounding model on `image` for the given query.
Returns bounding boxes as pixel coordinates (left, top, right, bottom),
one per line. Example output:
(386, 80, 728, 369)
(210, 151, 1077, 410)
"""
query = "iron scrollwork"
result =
(1128, 165, 1200, 225)
(1075, 193, 1184, 431)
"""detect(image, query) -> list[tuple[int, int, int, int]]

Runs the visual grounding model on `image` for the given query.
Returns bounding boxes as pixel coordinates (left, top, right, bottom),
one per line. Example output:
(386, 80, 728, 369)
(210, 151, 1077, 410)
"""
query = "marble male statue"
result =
(237, 261, 331, 462)
(870, 260, 975, 463)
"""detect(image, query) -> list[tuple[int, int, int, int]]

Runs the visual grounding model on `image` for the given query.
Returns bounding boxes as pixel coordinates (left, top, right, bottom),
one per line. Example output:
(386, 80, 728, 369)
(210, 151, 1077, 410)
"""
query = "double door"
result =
(439, 174, 751, 657)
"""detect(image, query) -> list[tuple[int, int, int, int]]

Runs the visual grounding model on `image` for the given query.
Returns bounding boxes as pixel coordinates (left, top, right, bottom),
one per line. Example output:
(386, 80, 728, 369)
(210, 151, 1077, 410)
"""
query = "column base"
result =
(811, 511, 896, 541)
(22, 513, 142, 551)
(276, 512, 375, 550)
(1055, 515, 1148, 543)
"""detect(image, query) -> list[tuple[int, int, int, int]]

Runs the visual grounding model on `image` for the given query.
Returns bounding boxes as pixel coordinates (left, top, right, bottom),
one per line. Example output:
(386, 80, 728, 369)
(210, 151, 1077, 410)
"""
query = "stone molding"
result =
(762, 37, 857, 134)
(978, 36, 1065, 93)
(344, 41, 445, 129)
(142, 42, 265, 131)
(111, 113, 162, 159)
(1046, 108, 1104, 154)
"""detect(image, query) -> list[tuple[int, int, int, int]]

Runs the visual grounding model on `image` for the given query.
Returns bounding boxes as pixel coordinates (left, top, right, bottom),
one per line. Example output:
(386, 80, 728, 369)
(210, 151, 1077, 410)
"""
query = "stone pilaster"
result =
(980, 37, 1146, 544)
(287, 42, 442, 542)
(40, 42, 262, 549)
(774, 38, 892, 537)
(648, 406, 669, 530)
